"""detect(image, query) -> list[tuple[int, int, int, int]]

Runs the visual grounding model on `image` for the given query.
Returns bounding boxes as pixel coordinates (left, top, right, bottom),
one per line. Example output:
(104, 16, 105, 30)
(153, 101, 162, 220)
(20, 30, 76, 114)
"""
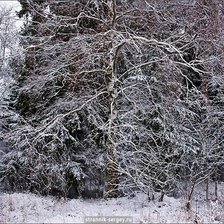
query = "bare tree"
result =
(0, 0, 223, 201)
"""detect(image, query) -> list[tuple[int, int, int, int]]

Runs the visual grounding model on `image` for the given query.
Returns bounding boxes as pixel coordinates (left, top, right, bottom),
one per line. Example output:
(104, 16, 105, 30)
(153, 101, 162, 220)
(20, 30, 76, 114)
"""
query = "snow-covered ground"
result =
(0, 183, 223, 223)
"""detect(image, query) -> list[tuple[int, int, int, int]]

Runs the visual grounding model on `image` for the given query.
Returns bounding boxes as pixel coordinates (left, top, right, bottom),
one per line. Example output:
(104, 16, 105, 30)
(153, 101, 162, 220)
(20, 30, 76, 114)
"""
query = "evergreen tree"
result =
(0, 0, 223, 200)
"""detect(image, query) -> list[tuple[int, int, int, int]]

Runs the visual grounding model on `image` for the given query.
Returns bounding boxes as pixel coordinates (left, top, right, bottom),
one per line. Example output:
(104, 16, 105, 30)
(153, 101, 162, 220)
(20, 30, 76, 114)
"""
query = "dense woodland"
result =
(0, 0, 223, 208)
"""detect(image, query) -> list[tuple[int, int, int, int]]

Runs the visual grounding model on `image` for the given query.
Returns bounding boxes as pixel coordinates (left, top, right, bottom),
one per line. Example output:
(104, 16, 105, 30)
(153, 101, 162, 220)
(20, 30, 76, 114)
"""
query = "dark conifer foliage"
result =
(0, 0, 223, 199)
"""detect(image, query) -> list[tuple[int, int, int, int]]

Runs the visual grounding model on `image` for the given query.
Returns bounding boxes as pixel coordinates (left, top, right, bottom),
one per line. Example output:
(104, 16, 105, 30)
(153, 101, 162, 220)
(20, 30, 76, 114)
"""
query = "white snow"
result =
(0, 1, 20, 8)
(0, 1, 23, 28)
(0, 182, 223, 223)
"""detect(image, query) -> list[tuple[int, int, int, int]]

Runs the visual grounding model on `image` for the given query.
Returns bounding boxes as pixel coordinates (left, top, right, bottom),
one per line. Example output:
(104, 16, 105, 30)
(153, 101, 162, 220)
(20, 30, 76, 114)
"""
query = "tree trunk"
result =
(206, 178, 209, 201)
(105, 39, 121, 198)
(214, 181, 218, 200)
